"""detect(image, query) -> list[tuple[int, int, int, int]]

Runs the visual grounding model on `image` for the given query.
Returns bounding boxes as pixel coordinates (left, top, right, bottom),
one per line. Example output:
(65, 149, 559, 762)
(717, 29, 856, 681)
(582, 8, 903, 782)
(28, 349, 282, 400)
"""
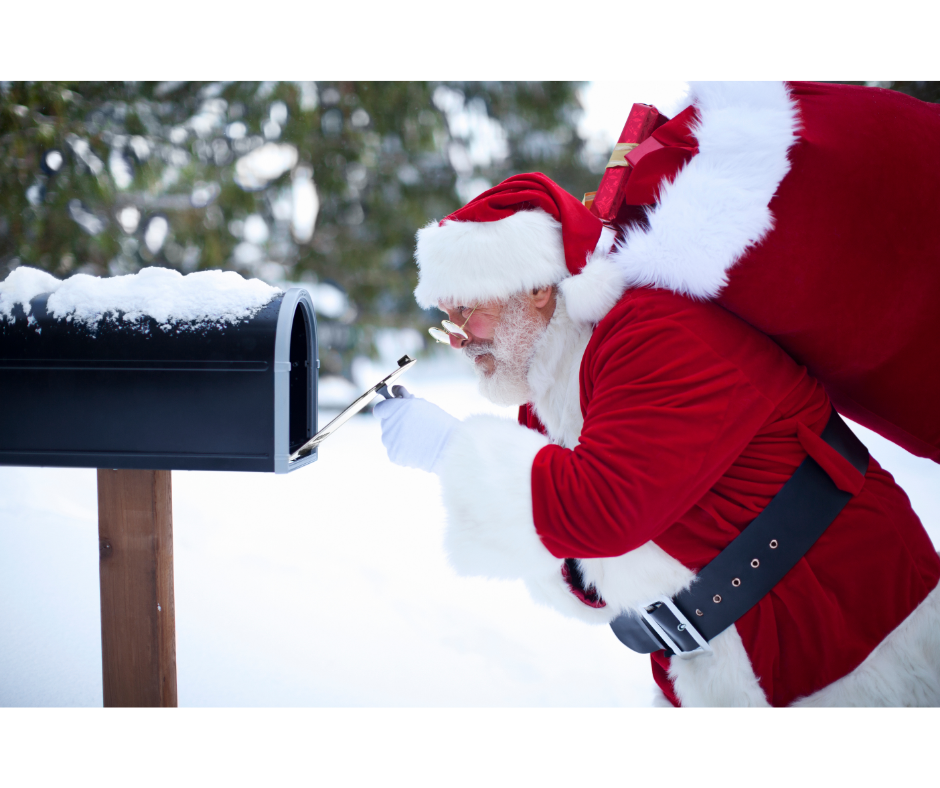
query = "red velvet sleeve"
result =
(531, 299, 779, 559)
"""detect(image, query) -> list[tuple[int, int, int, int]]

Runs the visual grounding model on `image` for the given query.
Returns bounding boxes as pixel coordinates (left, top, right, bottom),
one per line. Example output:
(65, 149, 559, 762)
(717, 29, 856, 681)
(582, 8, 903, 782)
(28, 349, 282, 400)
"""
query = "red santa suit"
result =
(412, 97, 940, 703)
(431, 286, 940, 706)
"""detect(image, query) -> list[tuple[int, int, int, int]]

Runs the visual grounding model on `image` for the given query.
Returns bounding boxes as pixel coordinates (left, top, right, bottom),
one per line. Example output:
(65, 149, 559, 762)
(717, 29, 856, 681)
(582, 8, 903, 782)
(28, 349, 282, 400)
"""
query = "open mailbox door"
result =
(290, 354, 416, 461)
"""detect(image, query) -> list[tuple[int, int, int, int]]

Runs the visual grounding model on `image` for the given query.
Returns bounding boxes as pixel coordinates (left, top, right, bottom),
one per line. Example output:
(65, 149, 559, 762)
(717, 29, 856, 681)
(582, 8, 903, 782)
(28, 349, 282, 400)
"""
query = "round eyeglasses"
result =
(428, 305, 477, 345)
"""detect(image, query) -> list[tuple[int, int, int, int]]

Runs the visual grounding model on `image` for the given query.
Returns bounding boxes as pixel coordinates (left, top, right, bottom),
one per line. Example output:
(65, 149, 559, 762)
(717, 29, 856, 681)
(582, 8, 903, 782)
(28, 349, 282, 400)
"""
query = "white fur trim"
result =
(414, 209, 569, 309)
(558, 226, 621, 325)
(609, 81, 801, 300)
(526, 292, 592, 449)
(579, 545, 696, 615)
(668, 625, 771, 707)
(794, 575, 940, 707)
(436, 413, 615, 625)
(522, 570, 620, 625)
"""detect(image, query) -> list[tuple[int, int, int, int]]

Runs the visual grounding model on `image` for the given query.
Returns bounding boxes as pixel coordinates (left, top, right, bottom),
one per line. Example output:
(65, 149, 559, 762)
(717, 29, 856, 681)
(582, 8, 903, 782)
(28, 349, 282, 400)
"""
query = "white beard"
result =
(464, 295, 546, 407)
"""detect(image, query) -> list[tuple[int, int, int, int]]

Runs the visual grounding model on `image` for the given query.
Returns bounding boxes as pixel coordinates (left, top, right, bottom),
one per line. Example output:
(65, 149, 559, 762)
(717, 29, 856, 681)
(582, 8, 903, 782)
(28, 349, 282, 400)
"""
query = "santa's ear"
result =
(531, 284, 554, 309)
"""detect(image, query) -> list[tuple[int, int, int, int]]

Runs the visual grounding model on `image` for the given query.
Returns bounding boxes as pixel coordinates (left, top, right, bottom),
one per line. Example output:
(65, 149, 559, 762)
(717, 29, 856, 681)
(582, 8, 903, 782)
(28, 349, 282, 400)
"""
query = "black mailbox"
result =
(0, 286, 317, 473)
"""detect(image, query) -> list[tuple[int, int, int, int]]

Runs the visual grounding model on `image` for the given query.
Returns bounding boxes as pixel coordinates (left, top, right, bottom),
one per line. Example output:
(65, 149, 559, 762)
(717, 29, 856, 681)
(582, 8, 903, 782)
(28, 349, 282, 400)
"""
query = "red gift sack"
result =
(602, 81, 940, 462)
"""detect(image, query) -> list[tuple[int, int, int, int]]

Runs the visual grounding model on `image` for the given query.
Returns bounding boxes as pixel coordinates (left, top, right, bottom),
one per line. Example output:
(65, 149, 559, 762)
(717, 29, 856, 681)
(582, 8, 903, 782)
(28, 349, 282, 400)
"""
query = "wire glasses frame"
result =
(428, 306, 477, 345)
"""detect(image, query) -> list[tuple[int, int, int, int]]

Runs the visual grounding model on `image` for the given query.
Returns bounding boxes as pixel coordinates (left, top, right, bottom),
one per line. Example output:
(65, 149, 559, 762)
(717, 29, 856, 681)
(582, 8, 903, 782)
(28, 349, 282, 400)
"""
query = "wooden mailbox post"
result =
(97, 469, 177, 707)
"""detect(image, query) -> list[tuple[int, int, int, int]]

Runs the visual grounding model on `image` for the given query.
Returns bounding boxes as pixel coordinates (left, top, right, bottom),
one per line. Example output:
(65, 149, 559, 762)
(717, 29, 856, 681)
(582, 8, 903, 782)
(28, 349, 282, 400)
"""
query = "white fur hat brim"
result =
(414, 209, 567, 309)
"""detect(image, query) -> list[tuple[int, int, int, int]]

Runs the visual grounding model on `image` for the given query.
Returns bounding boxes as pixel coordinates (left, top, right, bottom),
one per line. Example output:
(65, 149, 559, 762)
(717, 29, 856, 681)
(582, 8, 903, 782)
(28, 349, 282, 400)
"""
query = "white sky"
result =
(579, 81, 690, 146)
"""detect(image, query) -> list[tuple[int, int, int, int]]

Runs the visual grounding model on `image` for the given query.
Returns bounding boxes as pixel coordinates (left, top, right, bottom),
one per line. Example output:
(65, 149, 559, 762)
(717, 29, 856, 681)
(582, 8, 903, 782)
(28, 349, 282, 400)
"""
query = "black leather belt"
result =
(608, 410, 869, 657)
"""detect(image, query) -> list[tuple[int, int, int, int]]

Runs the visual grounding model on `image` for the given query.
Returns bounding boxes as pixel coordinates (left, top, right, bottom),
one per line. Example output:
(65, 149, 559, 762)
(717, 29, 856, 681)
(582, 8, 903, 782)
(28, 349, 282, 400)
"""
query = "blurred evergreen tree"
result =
(0, 81, 598, 375)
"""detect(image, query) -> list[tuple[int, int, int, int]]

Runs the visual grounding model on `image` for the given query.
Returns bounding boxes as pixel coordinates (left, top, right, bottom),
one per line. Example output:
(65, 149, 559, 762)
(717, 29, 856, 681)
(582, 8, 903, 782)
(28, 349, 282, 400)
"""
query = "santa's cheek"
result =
(466, 316, 497, 341)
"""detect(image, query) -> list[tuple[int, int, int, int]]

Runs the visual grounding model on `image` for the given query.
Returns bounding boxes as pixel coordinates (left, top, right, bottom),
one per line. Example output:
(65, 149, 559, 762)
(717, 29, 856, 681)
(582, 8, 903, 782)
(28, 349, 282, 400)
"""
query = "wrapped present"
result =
(586, 103, 668, 223)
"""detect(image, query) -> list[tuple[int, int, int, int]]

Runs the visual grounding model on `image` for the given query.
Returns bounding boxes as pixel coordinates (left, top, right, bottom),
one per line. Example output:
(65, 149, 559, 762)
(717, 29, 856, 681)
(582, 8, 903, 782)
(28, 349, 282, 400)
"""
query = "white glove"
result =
(373, 386, 458, 473)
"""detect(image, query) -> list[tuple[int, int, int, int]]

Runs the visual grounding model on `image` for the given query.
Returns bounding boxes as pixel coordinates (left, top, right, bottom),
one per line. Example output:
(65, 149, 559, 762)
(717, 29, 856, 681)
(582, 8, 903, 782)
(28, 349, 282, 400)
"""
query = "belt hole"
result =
(770, 539, 779, 549)
(695, 609, 703, 616)
(713, 594, 722, 604)
(732, 578, 741, 587)
(751, 558, 760, 568)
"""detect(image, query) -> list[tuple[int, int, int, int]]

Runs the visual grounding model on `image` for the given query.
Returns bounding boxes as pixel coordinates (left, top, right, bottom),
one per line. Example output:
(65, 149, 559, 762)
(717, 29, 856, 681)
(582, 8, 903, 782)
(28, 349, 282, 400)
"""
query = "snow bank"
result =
(0, 266, 281, 328)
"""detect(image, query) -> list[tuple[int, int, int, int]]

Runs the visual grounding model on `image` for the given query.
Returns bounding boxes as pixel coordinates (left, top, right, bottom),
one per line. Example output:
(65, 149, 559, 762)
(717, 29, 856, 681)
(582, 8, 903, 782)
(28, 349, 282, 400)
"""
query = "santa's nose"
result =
(449, 332, 467, 349)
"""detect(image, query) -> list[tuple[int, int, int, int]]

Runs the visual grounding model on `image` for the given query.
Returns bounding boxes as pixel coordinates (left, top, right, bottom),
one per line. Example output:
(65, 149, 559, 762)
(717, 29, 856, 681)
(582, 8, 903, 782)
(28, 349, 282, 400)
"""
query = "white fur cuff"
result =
(437, 414, 617, 625)
(438, 414, 556, 579)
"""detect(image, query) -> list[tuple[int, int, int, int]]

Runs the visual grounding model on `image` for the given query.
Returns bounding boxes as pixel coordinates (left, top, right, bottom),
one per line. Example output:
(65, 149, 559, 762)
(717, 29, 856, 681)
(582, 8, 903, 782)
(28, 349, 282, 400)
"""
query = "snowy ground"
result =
(1, 351, 938, 707)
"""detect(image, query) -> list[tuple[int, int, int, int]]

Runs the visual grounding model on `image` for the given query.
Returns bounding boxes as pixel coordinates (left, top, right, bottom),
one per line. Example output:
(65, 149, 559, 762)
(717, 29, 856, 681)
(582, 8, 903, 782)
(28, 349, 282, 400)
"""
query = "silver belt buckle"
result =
(640, 596, 713, 659)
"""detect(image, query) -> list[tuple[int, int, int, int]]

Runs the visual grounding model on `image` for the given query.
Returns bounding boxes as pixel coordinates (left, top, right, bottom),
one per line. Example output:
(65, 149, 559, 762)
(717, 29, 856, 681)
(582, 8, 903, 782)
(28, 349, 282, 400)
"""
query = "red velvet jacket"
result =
(522, 287, 940, 706)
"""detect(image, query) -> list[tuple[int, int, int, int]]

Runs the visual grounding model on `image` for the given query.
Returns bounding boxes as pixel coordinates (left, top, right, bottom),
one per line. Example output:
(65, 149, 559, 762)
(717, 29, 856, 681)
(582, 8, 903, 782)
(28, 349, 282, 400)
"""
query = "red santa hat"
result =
(414, 173, 621, 324)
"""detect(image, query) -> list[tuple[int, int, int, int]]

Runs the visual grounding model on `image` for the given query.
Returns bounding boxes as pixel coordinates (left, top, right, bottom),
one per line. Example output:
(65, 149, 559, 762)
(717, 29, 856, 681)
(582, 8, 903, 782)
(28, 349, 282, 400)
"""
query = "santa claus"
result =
(374, 82, 940, 707)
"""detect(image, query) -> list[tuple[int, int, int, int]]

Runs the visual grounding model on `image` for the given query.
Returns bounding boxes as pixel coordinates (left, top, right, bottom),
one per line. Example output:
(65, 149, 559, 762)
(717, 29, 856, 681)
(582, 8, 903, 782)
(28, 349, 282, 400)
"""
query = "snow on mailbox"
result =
(0, 266, 318, 473)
